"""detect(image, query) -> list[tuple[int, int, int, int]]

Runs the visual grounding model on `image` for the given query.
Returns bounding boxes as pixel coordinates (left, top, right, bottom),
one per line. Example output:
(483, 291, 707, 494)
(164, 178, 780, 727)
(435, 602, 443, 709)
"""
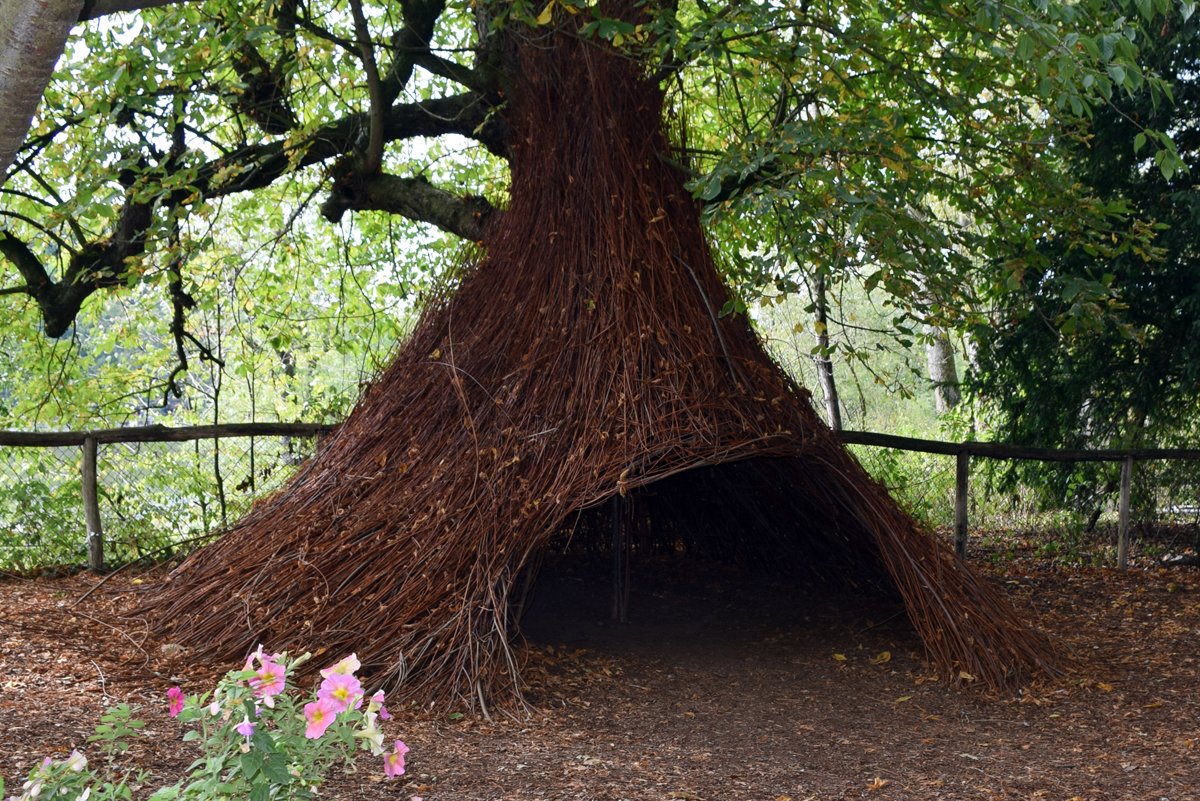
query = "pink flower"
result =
(235, 714, 257, 738)
(383, 740, 409, 778)
(319, 653, 360, 679)
(317, 671, 363, 712)
(250, 658, 287, 698)
(167, 686, 186, 718)
(303, 698, 338, 739)
(370, 690, 391, 720)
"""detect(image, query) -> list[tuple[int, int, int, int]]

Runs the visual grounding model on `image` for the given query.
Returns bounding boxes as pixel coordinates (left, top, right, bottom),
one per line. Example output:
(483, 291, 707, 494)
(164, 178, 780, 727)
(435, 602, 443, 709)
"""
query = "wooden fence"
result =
(0, 423, 334, 571)
(836, 430, 1200, 570)
(1, 424, 1196, 573)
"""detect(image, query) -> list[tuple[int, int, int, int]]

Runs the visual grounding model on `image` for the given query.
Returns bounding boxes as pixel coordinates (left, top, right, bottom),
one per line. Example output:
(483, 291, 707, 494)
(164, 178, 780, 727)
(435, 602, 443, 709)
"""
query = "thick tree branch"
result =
(349, 0, 385, 174)
(228, 34, 298, 135)
(379, 0, 446, 108)
(413, 51, 487, 93)
(0, 230, 51, 288)
(0, 229, 124, 337)
(77, 0, 200, 21)
(195, 92, 506, 202)
(320, 171, 499, 241)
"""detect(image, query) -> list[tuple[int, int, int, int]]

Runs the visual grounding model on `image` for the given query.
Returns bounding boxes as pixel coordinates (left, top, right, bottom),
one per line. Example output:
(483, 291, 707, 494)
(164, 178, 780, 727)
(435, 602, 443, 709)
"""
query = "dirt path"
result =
(2, 555, 1197, 800)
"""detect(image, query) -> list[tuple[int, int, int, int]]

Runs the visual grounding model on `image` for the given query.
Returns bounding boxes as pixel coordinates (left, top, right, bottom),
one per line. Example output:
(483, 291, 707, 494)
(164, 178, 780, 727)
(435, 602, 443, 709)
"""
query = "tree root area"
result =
(1, 555, 1197, 800)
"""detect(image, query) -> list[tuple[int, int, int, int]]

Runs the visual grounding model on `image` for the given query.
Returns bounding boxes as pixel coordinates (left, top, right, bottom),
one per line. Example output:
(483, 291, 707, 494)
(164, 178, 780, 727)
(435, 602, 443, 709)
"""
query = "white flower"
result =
(65, 750, 87, 773)
(354, 711, 385, 756)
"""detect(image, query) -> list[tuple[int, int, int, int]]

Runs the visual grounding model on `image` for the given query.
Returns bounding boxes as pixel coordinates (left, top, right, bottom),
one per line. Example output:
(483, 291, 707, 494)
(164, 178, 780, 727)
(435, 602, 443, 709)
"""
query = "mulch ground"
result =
(1, 543, 1198, 801)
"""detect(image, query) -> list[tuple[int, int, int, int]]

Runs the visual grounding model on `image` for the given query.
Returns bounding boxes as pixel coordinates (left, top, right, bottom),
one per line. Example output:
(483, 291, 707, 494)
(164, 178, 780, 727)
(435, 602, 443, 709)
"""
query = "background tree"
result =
(970, 9, 1200, 516)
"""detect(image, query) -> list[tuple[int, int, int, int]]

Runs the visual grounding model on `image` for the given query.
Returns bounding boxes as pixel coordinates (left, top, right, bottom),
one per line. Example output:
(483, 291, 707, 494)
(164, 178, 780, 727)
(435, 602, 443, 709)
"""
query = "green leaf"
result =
(698, 178, 723, 201)
(1016, 33, 1036, 62)
(251, 730, 277, 753)
(1133, 132, 1147, 152)
(250, 783, 270, 801)
(260, 756, 293, 784)
(1107, 64, 1126, 86)
(240, 750, 264, 780)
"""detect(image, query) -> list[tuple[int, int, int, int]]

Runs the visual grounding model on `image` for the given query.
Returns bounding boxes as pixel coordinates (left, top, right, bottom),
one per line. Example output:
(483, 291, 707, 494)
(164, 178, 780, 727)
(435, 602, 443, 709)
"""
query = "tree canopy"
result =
(0, 0, 1189, 422)
(966, 10, 1200, 513)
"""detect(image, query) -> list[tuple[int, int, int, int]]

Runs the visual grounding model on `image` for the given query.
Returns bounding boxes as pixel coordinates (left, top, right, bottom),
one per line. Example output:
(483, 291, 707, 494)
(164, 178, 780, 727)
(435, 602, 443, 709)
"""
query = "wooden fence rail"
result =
(835, 430, 1200, 570)
(0, 422, 335, 448)
(0, 424, 1195, 573)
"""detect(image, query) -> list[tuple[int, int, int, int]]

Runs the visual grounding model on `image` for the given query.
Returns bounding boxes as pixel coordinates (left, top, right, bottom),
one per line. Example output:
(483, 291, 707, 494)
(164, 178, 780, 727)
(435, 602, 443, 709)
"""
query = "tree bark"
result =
(925, 326, 961, 413)
(813, 270, 842, 430)
(320, 172, 498, 240)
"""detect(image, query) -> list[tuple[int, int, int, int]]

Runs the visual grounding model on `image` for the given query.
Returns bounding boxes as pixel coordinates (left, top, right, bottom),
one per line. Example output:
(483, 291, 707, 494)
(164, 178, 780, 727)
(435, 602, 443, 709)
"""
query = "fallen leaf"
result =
(1097, 683, 1114, 692)
(959, 671, 975, 681)
(895, 695, 912, 703)
(869, 651, 891, 665)
(1143, 701, 1163, 709)
(832, 654, 847, 661)
(866, 777, 890, 791)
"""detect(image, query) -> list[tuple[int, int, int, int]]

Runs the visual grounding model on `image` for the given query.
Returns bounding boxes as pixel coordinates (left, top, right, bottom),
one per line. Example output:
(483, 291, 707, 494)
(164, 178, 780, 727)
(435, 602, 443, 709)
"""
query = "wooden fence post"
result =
(82, 435, 104, 572)
(1117, 455, 1133, 571)
(954, 449, 970, 559)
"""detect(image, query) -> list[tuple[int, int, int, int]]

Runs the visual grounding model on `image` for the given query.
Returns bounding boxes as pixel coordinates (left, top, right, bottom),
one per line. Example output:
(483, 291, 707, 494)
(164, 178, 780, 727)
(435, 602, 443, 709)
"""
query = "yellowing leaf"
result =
(896, 695, 912, 703)
(1097, 682, 1114, 692)
(536, 0, 554, 24)
(869, 651, 891, 665)
(832, 653, 847, 661)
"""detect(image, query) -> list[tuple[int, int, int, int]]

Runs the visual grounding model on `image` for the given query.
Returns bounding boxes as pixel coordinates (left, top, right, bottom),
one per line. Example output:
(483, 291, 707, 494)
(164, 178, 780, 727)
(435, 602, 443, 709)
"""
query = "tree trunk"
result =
(813, 270, 842, 430)
(925, 326, 961, 413)
(0, 0, 84, 182)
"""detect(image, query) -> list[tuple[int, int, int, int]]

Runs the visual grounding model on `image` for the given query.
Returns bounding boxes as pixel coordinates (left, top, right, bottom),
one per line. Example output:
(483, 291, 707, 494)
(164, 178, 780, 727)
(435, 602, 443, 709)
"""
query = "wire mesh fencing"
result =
(0, 430, 320, 572)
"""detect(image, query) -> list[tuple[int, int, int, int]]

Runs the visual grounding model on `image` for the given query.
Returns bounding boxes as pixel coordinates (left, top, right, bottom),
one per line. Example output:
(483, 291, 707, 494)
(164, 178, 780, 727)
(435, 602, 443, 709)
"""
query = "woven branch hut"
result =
(145, 6, 1061, 707)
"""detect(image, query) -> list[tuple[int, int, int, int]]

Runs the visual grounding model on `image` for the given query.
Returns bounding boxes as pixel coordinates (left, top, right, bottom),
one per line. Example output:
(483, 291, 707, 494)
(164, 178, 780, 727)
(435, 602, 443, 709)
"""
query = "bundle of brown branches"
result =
(142, 6, 1060, 708)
